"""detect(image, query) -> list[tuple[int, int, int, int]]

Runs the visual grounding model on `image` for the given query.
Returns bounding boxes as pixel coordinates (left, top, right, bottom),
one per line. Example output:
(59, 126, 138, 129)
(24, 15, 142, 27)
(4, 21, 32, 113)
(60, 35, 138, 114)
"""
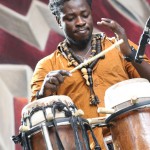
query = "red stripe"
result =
(13, 97, 28, 150)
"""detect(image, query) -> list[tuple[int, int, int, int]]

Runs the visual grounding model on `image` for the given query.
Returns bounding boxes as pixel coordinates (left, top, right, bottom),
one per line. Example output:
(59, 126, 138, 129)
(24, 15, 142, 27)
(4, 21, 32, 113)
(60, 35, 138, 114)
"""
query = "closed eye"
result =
(64, 15, 75, 22)
(82, 12, 89, 18)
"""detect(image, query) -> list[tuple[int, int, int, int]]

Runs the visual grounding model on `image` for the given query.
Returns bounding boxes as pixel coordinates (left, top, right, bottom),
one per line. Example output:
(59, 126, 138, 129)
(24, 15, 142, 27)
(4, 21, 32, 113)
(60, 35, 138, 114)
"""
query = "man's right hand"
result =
(38, 70, 71, 98)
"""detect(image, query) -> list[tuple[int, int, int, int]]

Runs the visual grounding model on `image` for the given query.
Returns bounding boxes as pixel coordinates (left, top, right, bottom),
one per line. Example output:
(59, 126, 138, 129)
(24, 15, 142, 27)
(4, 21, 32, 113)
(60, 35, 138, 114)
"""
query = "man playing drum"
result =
(30, 0, 150, 149)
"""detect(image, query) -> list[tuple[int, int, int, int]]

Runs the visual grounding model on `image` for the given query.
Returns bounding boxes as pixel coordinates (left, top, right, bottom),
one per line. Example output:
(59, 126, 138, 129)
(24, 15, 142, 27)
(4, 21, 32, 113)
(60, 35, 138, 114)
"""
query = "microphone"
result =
(135, 17, 150, 63)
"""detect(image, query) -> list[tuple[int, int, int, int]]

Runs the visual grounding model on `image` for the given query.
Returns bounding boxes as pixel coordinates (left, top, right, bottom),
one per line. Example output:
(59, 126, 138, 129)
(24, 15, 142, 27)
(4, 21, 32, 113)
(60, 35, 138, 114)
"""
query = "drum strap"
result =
(52, 102, 67, 150)
(77, 117, 91, 150)
(84, 122, 101, 150)
(52, 102, 88, 150)
(70, 116, 84, 150)
(53, 118, 65, 150)
(77, 117, 101, 150)
(87, 127, 101, 150)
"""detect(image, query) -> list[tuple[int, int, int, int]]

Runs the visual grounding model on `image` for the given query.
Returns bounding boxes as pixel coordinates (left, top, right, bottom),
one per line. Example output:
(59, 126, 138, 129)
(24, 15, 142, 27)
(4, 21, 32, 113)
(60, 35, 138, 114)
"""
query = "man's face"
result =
(58, 0, 93, 45)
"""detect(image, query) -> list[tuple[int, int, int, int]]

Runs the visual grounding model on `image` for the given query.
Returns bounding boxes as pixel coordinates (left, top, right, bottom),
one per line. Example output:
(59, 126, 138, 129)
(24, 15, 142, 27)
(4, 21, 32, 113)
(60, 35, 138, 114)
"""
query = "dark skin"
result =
(38, 0, 150, 97)
(57, 0, 93, 53)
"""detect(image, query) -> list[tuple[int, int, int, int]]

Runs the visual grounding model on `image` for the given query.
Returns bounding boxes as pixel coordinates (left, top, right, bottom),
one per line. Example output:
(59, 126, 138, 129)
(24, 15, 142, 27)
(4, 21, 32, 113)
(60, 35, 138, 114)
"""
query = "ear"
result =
(56, 17, 62, 29)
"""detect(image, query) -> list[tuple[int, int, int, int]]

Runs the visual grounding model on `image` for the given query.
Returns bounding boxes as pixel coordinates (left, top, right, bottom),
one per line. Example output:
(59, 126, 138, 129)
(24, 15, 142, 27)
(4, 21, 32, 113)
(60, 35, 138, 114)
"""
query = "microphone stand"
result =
(135, 17, 150, 63)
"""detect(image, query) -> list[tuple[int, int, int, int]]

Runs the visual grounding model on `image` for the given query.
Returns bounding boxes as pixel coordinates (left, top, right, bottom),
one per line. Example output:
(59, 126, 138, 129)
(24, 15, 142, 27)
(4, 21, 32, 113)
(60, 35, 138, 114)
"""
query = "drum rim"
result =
(105, 99, 150, 124)
(22, 95, 73, 116)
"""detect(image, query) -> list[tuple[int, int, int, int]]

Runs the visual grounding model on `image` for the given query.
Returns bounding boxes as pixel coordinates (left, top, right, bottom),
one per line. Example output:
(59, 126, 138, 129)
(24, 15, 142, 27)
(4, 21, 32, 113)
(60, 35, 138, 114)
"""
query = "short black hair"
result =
(49, 0, 92, 18)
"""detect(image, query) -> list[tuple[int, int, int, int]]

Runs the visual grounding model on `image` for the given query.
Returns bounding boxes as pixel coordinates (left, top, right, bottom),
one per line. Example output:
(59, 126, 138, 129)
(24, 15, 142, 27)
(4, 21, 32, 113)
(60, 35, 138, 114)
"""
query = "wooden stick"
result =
(97, 107, 115, 114)
(87, 117, 106, 125)
(70, 39, 124, 73)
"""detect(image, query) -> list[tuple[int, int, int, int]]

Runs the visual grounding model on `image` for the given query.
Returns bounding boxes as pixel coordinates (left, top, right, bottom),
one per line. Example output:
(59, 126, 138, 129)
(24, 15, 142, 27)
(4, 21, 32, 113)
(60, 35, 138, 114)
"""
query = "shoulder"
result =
(37, 50, 59, 65)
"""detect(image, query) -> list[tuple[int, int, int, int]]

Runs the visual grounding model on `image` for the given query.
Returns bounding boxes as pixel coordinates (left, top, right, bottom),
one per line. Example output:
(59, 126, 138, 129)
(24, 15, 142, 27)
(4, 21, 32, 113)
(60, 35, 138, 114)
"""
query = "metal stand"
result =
(41, 122, 53, 150)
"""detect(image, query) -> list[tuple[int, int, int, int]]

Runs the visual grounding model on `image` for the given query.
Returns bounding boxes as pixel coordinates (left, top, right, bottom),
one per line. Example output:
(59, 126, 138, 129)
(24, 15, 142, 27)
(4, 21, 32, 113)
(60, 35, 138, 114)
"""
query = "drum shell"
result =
(30, 123, 86, 150)
(19, 96, 99, 150)
(108, 107, 150, 150)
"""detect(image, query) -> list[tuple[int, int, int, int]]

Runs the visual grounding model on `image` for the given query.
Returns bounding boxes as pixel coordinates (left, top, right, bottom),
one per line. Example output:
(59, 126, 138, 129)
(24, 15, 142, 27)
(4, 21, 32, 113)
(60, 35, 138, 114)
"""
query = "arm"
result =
(30, 58, 71, 101)
(97, 18, 150, 81)
(37, 70, 71, 99)
(131, 60, 150, 80)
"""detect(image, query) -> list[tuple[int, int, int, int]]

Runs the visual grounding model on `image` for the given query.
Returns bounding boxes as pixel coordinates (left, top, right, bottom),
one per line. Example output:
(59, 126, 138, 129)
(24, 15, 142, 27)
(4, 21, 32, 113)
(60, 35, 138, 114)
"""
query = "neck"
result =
(67, 37, 92, 57)
(67, 34, 92, 51)
(69, 43, 92, 60)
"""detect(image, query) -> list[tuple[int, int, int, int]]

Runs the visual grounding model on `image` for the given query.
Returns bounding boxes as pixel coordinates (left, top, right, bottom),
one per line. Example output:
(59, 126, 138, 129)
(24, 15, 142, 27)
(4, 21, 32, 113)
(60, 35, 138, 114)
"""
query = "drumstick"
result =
(87, 117, 106, 125)
(70, 39, 124, 73)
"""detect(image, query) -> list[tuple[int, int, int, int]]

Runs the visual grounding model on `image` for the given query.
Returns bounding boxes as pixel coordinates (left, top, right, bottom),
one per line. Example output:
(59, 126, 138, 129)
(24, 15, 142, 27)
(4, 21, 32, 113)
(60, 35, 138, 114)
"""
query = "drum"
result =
(104, 78, 150, 150)
(12, 95, 101, 150)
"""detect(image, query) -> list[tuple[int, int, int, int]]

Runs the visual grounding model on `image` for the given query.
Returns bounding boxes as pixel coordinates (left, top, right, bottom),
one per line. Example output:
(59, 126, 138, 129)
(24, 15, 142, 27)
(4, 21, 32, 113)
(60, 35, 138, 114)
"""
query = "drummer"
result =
(30, 0, 150, 149)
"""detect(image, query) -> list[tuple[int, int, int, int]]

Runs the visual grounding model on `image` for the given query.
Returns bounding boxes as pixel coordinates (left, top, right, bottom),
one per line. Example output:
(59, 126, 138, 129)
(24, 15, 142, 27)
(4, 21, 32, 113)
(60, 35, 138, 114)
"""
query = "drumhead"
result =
(104, 78, 150, 108)
(22, 95, 74, 117)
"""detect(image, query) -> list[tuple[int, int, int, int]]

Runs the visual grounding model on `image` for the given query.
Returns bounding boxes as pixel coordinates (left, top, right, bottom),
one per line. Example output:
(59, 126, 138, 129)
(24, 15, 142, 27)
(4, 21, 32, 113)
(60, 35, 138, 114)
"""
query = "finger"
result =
(47, 70, 72, 78)
(45, 82, 58, 92)
(97, 18, 110, 24)
(97, 20, 113, 27)
(55, 70, 72, 83)
(49, 76, 53, 83)
(101, 18, 112, 23)
(97, 18, 116, 28)
(49, 76, 60, 85)
(50, 84, 58, 92)
(59, 70, 72, 76)
(48, 72, 65, 84)
(47, 70, 72, 86)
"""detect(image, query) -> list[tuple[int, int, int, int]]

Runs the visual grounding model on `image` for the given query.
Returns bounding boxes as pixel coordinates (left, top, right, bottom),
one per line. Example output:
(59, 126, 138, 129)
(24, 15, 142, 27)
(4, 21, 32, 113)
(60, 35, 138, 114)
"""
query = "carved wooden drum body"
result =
(104, 78, 150, 150)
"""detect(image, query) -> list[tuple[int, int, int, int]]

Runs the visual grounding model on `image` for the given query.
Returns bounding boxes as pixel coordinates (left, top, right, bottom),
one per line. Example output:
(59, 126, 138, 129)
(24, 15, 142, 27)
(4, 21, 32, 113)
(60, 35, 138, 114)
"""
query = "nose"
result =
(75, 16, 86, 27)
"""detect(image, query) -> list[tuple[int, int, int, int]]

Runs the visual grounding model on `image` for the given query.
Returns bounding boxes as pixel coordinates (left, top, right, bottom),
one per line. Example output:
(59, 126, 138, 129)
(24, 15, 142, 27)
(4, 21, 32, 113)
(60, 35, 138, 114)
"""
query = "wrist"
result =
(124, 46, 137, 62)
